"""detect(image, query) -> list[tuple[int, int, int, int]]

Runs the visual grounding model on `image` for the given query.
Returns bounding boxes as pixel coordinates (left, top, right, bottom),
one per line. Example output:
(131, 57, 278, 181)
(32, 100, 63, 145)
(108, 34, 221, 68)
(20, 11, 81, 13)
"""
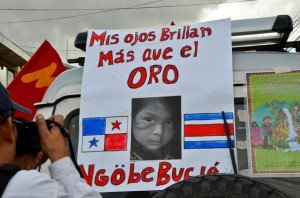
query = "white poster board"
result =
(78, 18, 235, 192)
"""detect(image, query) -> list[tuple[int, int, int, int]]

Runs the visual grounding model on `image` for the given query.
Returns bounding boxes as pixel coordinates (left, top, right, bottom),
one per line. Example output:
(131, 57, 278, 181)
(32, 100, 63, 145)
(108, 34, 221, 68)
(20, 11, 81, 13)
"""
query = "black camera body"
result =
(13, 118, 81, 177)
(14, 118, 53, 154)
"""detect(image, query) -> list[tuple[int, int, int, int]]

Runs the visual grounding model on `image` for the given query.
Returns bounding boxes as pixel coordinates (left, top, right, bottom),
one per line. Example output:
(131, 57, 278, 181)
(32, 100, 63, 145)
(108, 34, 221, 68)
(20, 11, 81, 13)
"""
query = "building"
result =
(0, 32, 31, 87)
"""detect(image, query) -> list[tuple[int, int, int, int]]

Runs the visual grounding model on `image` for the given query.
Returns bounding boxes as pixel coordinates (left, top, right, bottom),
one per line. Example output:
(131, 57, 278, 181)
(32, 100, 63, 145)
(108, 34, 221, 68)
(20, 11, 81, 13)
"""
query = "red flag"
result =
(7, 40, 66, 120)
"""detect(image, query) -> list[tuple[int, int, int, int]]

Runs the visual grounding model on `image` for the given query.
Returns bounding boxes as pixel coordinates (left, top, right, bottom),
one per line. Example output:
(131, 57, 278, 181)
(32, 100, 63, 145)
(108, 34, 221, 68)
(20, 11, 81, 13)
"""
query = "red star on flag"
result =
(111, 120, 121, 130)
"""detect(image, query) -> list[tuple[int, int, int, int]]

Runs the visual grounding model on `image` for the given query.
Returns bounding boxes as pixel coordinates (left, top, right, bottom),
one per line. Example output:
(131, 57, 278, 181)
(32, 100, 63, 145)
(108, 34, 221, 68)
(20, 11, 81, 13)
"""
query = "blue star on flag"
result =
(89, 137, 99, 148)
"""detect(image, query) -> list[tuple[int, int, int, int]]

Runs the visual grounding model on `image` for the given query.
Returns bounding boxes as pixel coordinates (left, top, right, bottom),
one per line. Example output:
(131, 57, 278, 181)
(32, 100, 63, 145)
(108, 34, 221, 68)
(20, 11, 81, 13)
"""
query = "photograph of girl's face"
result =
(132, 99, 175, 152)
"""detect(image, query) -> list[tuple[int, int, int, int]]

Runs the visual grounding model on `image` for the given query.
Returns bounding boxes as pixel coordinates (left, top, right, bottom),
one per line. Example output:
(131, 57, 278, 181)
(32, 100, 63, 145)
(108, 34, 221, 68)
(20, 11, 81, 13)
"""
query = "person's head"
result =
(0, 82, 31, 163)
(131, 96, 180, 153)
(263, 116, 271, 124)
(252, 122, 258, 127)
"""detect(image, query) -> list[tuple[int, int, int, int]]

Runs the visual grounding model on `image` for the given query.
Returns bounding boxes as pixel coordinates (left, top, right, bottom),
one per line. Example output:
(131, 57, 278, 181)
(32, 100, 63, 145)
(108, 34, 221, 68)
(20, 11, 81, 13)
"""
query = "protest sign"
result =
(78, 18, 235, 192)
(247, 71, 300, 174)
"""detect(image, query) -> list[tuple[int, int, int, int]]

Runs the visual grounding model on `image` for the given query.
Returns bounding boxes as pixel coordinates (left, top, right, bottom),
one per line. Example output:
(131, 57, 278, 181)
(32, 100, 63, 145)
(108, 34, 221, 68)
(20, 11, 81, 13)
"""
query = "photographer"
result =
(0, 82, 101, 197)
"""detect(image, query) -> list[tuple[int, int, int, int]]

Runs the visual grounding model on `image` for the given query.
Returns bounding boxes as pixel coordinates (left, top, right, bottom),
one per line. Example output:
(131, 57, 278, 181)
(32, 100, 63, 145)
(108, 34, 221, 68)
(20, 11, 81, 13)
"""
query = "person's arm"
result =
(36, 114, 102, 197)
(49, 156, 101, 197)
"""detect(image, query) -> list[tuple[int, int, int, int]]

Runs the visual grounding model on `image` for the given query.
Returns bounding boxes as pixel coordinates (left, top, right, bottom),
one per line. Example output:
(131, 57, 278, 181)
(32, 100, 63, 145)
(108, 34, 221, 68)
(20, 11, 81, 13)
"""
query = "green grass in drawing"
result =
(255, 147, 300, 171)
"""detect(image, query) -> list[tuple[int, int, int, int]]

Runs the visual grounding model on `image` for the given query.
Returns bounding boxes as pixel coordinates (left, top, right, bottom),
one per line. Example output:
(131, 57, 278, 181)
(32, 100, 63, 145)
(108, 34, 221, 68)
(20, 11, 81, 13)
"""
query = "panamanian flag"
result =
(82, 116, 128, 152)
(184, 112, 234, 149)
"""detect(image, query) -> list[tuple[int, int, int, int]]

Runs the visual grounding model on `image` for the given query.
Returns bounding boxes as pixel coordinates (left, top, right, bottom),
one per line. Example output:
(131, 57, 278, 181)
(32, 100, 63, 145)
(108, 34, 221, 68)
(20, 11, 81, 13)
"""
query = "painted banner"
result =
(184, 113, 234, 149)
(247, 71, 300, 174)
(78, 19, 235, 192)
(82, 116, 128, 152)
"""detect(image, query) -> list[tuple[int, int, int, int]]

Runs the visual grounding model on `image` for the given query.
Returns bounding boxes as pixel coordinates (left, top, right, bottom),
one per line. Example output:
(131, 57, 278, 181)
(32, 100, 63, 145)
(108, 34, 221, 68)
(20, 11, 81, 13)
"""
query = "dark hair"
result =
(252, 121, 258, 126)
(132, 96, 180, 120)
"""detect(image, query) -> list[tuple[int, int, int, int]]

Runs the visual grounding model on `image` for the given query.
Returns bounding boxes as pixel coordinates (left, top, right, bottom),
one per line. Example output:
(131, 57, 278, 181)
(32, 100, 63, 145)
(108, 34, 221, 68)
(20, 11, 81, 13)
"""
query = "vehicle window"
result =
(64, 109, 79, 157)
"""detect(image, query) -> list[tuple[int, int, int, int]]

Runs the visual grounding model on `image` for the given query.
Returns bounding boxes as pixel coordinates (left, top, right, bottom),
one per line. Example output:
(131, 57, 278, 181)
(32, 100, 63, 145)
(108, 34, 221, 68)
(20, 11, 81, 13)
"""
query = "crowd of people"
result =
(251, 116, 290, 149)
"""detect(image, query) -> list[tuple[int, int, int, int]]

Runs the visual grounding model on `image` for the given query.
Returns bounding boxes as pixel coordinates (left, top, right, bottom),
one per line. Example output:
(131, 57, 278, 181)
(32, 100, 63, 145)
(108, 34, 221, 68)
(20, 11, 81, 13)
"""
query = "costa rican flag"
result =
(81, 116, 128, 152)
(184, 112, 234, 149)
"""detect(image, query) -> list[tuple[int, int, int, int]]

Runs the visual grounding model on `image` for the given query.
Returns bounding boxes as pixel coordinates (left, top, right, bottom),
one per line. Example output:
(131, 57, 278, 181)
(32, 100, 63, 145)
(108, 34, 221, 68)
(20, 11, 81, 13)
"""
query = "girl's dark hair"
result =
(132, 96, 180, 118)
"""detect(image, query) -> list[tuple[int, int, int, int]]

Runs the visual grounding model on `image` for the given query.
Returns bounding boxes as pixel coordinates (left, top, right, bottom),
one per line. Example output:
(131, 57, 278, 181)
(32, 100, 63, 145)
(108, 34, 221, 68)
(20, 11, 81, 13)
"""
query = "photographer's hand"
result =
(36, 114, 69, 163)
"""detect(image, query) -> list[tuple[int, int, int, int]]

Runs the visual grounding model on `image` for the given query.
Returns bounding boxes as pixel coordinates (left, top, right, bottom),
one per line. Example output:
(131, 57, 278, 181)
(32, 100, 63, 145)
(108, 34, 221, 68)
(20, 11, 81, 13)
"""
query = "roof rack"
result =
(69, 15, 294, 64)
(232, 15, 293, 51)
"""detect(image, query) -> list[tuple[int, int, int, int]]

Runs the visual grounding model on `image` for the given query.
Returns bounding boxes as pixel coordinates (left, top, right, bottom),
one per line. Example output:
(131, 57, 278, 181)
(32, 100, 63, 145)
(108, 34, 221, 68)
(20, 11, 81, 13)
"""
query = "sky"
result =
(0, 0, 299, 66)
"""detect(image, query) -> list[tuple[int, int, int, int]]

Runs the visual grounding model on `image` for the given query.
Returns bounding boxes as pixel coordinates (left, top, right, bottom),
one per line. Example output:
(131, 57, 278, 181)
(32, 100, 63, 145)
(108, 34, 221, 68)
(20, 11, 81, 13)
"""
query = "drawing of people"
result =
(261, 116, 272, 148)
(251, 121, 263, 146)
(130, 96, 181, 161)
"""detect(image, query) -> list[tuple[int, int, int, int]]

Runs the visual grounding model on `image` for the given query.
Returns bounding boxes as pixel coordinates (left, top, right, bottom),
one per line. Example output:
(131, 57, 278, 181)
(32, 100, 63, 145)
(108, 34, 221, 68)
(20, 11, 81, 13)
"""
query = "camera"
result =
(12, 118, 81, 176)
(14, 118, 54, 154)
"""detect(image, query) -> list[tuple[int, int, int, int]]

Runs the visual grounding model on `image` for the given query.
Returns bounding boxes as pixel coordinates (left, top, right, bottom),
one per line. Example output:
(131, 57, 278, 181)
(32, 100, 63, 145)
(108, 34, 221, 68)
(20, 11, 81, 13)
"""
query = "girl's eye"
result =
(135, 117, 155, 128)
(144, 117, 154, 123)
(166, 120, 174, 126)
